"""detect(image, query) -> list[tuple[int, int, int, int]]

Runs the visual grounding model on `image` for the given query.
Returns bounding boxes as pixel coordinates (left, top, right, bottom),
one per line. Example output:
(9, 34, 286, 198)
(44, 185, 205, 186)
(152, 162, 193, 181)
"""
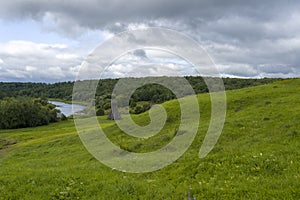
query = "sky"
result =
(0, 0, 300, 82)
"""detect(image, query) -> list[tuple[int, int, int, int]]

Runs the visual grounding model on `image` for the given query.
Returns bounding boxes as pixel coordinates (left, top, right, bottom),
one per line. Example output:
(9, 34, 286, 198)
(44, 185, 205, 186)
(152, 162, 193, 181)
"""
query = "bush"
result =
(142, 103, 151, 111)
(60, 113, 68, 121)
(96, 108, 105, 116)
(134, 105, 144, 114)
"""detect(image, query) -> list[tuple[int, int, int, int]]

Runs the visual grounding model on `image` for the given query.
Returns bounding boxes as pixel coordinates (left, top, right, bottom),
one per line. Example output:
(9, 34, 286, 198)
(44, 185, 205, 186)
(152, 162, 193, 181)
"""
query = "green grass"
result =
(0, 79, 300, 199)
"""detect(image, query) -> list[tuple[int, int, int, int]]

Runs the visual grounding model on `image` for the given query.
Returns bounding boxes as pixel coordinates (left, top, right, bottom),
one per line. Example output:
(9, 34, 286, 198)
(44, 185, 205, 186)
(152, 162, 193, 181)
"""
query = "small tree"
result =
(96, 108, 105, 116)
(134, 105, 144, 114)
(60, 113, 67, 121)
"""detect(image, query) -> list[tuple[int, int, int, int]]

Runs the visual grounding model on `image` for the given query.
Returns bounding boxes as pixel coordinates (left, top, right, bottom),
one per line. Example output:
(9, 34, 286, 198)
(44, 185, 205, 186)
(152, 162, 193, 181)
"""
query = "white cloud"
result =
(0, 40, 83, 82)
(25, 66, 37, 72)
(55, 53, 78, 60)
(127, 23, 149, 31)
(0, 40, 68, 56)
(218, 64, 259, 78)
(100, 49, 196, 78)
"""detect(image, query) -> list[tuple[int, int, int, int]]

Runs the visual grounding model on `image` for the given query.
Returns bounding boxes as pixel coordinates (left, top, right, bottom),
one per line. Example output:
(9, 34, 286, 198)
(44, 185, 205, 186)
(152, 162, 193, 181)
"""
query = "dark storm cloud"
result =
(0, 0, 300, 78)
(132, 49, 147, 59)
(0, 0, 296, 30)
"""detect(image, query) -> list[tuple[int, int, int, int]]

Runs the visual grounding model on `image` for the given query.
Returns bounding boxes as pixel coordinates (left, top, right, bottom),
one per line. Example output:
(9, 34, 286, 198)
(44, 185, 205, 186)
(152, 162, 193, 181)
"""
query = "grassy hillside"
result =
(0, 79, 299, 199)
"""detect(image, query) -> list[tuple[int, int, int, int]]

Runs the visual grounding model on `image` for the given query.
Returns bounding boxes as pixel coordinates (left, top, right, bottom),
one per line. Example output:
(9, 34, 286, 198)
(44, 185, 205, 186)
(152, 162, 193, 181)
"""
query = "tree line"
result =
(0, 97, 64, 129)
(0, 77, 280, 117)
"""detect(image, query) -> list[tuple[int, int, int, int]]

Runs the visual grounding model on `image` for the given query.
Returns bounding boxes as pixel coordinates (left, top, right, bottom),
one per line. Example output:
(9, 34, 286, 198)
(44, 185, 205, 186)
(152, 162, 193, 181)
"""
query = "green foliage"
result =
(96, 108, 105, 116)
(133, 105, 144, 114)
(60, 114, 68, 121)
(0, 82, 74, 100)
(0, 77, 279, 115)
(0, 97, 60, 129)
(130, 102, 152, 114)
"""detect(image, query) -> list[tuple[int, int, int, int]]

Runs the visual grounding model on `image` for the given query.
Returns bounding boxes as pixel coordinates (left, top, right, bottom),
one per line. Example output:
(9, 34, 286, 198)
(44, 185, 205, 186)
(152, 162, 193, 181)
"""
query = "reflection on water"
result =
(49, 101, 86, 117)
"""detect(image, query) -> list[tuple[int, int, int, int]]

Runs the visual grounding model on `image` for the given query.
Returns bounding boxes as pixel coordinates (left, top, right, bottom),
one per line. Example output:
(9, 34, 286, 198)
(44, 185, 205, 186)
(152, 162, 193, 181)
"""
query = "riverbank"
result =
(49, 98, 89, 106)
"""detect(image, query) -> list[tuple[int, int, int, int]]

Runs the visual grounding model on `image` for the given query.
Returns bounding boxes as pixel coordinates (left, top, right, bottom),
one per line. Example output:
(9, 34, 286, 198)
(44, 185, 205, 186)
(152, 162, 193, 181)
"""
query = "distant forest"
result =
(0, 77, 280, 116)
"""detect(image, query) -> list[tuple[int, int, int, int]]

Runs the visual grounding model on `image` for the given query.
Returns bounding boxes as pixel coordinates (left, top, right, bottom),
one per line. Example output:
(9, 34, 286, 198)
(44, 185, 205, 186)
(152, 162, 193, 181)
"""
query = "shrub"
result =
(134, 105, 144, 114)
(96, 108, 105, 116)
(60, 113, 68, 121)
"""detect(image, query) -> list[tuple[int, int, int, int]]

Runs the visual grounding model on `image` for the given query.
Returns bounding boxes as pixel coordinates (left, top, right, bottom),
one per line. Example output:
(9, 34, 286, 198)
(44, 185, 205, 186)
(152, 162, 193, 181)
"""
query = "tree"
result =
(96, 108, 105, 116)
(134, 105, 144, 114)
(0, 97, 60, 129)
(60, 113, 68, 121)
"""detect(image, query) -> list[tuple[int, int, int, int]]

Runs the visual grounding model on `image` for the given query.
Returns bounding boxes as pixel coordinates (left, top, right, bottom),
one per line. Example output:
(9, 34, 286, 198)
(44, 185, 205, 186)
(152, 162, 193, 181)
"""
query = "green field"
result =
(0, 79, 299, 199)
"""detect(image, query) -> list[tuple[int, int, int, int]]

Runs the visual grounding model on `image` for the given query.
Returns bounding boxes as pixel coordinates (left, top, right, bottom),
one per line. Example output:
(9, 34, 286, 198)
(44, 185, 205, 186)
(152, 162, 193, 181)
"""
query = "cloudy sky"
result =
(0, 0, 300, 82)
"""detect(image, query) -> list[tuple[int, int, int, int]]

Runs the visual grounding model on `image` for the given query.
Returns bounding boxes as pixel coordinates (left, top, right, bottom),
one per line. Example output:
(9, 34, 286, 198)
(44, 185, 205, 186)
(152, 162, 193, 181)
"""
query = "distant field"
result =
(0, 79, 299, 199)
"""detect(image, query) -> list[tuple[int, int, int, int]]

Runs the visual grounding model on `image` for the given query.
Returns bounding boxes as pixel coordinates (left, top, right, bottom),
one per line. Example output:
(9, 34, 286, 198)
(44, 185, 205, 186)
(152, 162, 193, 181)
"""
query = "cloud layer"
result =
(0, 40, 81, 82)
(0, 0, 300, 81)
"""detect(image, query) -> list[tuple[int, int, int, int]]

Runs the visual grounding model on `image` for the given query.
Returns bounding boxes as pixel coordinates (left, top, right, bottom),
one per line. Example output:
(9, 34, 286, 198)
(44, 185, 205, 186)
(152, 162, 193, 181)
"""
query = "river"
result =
(49, 101, 86, 117)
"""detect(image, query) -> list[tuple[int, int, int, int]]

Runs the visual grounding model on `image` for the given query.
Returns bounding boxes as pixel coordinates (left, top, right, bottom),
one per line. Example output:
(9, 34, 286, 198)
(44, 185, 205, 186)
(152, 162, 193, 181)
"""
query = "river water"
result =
(49, 101, 86, 117)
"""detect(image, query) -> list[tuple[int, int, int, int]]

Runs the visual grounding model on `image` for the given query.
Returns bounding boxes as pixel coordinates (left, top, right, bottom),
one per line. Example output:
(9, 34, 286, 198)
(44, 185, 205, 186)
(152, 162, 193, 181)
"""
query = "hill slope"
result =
(0, 79, 299, 199)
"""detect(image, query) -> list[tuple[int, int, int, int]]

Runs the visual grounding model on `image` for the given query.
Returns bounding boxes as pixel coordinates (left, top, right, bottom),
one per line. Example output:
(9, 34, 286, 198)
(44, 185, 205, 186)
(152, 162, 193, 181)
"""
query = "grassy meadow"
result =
(0, 79, 299, 199)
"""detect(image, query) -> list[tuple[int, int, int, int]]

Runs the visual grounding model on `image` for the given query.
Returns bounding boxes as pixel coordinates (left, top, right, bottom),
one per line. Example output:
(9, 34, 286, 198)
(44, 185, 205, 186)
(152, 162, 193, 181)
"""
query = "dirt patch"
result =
(0, 138, 18, 150)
